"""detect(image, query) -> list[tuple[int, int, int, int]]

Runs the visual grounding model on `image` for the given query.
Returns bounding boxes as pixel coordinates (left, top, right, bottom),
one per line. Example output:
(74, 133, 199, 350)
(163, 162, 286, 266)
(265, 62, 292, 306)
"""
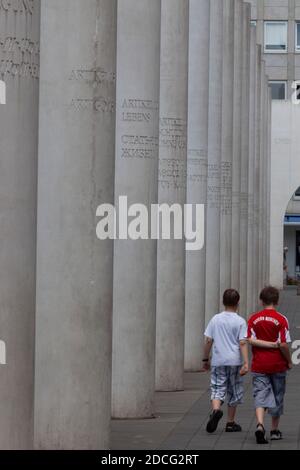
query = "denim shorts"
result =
(210, 366, 244, 406)
(252, 372, 287, 417)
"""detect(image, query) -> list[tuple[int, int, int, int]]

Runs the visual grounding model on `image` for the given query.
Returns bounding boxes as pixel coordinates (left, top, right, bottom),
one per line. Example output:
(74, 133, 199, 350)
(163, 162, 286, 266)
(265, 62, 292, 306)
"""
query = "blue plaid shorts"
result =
(210, 366, 244, 406)
(252, 372, 287, 417)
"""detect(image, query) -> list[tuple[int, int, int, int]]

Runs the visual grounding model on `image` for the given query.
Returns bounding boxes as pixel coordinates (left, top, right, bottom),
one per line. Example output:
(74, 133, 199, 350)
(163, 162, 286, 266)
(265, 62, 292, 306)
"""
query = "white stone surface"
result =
(253, 45, 262, 310)
(156, 0, 189, 391)
(0, 0, 40, 449)
(112, 0, 161, 417)
(231, 0, 243, 293)
(247, 26, 258, 313)
(205, 0, 224, 323)
(239, 3, 251, 316)
(34, 0, 117, 449)
(184, 0, 210, 371)
(219, 0, 235, 304)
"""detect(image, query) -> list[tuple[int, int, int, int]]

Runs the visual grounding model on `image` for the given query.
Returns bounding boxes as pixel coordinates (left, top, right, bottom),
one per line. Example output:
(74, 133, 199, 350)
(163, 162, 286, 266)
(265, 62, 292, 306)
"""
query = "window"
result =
(251, 20, 257, 27)
(268, 81, 287, 100)
(296, 22, 300, 52)
(264, 21, 288, 52)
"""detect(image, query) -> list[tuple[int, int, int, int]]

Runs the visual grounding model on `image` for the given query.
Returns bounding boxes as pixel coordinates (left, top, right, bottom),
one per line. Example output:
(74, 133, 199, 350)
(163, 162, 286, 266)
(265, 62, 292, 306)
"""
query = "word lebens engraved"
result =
(122, 98, 158, 124)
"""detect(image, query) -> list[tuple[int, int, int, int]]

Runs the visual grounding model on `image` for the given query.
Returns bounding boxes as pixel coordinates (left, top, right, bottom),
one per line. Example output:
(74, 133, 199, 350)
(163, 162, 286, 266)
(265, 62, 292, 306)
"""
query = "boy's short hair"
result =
(259, 286, 280, 306)
(223, 289, 240, 308)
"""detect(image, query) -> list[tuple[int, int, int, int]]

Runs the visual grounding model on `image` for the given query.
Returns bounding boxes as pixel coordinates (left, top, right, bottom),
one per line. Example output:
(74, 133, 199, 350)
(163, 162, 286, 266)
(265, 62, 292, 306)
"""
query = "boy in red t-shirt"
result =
(247, 286, 292, 445)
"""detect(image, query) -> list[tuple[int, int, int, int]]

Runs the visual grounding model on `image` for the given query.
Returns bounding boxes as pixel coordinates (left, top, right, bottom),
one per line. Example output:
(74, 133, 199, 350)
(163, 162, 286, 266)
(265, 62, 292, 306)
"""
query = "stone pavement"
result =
(111, 289, 300, 450)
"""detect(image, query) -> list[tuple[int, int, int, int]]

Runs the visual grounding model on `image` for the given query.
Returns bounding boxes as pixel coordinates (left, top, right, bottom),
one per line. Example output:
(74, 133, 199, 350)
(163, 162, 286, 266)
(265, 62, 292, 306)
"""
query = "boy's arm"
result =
(239, 340, 249, 376)
(201, 336, 213, 372)
(279, 343, 293, 369)
(248, 338, 279, 349)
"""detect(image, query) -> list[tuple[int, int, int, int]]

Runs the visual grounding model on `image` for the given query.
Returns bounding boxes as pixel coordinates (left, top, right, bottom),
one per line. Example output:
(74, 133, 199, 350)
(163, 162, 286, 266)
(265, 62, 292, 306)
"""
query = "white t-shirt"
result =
(204, 311, 247, 367)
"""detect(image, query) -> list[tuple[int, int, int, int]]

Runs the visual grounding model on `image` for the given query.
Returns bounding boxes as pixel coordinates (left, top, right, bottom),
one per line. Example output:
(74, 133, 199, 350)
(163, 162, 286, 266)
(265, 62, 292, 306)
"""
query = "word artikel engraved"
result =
(119, 97, 159, 158)
(121, 99, 158, 124)
(0, 0, 34, 15)
(69, 68, 116, 87)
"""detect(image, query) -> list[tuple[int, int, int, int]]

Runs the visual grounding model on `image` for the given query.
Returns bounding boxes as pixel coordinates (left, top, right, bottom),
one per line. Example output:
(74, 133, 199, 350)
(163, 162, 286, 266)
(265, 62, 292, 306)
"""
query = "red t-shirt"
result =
(247, 309, 291, 374)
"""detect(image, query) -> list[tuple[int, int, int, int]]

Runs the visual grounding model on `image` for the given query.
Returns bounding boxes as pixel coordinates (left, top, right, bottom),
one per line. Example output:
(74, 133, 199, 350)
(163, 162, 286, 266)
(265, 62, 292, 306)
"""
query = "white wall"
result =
(284, 225, 296, 278)
(270, 101, 300, 287)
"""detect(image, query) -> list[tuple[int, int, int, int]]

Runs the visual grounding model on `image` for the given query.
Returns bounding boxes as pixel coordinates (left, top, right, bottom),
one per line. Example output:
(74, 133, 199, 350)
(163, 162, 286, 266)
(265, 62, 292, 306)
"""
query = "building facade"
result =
(249, 0, 300, 98)
(249, 1, 300, 285)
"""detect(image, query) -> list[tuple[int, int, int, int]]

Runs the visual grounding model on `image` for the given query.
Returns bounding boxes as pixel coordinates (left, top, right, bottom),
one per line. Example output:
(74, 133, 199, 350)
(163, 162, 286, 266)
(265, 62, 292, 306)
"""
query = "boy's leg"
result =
(206, 367, 226, 433)
(252, 373, 276, 444)
(228, 405, 237, 423)
(269, 372, 287, 439)
(212, 399, 222, 410)
(225, 366, 243, 432)
(256, 407, 266, 427)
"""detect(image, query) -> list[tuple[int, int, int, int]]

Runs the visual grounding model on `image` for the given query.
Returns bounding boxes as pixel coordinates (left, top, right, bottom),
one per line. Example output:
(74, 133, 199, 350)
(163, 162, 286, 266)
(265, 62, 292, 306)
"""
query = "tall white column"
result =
(253, 46, 262, 309)
(266, 88, 272, 284)
(112, 0, 161, 417)
(205, 0, 224, 323)
(156, 0, 189, 391)
(258, 60, 267, 292)
(239, 3, 251, 316)
(262, 75, 270, 286)
(0, 0, 40, 449)
(247, 26, 258, 314)
(231, 0, 243, 292)
(219, 0, 235, 303)
(184, 0, 210, 371)
(34, 0, 117, 449)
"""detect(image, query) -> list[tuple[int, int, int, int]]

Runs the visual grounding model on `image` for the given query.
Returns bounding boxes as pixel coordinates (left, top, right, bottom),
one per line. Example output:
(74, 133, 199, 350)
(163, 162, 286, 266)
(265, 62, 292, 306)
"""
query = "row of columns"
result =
(0, 0, 272, 449)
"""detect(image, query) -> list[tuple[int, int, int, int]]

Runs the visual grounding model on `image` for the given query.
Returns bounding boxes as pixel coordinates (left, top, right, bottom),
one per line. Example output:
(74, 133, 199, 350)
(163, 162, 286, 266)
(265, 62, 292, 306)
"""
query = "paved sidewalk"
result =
(111, 289, 300, 450)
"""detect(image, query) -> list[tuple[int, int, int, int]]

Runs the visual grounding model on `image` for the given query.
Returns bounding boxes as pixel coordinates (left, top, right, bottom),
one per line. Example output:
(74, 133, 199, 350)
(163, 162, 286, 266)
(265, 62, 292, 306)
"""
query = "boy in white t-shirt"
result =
(202, 289, 249, 434)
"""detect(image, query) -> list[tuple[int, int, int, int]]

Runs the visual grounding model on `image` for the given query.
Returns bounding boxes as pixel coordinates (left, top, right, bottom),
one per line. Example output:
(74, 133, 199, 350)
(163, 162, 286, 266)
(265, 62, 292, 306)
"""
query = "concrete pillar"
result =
(112, 0, 161, 417)
(0, 0, 40, 449)
(205, 0, 224, 323)
(184, 0, 210, 372)
(156, 0, 189, 391)
(239, 3, 251, 316)
(253, 46, 262, 309)
(262, 75, 270, 287)
(34, 0, 117, 449)
(258, 60, 267, 292)
(247, 26, 258, 314)
(266, 89, 272, 284)
(219, 0, 235, 303)
(231, 0, 243, 293)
